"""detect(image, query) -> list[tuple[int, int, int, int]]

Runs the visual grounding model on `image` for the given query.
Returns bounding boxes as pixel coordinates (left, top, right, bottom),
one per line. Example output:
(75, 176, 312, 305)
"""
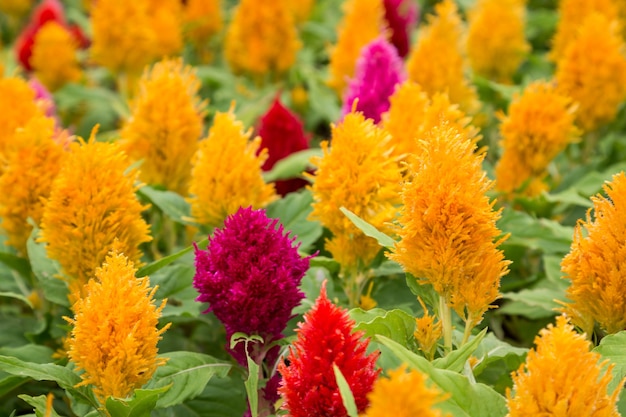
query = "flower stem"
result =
(461, 317, 474, 347)
(439, 295, 453, 353)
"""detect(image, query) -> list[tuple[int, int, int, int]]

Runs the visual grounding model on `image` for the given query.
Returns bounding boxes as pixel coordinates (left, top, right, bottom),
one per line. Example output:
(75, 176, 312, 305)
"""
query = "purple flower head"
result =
(341, 37, 406, 124)
(384, 0, 419, 58)
(193, 206, 312, 364)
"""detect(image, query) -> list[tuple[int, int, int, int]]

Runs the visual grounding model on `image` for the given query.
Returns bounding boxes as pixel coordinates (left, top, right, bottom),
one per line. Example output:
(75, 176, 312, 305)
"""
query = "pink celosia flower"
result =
(384, 0, 419, 57)
(28, 77, 56, 120)
(278, 281, 380, 417)
(341, 37, 406, 123)
(257, 98, 310, 196)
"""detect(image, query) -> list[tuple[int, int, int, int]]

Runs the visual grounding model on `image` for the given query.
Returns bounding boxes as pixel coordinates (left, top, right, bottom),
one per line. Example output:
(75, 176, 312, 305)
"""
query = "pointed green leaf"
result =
(350, 308, 416, 349)
(136, 238, 207, 278)
(339, 207, 396, 249)
(262, 149, 322, 183)
(333, 364, 358, 417)
(593, 331, 626, 414)
(26, 227, 67, 307)
(265, 190, 323, 252)
(0, 252, 31, 279)
(138, 186, 194, 226)
(434, 328, 487, 373)
(18, 394, 62, 417)
(106, 386, 171, 417)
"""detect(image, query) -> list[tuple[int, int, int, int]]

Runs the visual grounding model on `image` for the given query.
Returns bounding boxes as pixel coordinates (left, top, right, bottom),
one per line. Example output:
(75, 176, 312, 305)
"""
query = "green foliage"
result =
(333, 364, 358, 417)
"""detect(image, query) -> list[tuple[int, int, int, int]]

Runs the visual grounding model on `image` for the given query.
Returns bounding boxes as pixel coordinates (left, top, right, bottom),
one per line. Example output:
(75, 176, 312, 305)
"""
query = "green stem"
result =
(461, 316, 474, 347)
(439, 295, 453, 353)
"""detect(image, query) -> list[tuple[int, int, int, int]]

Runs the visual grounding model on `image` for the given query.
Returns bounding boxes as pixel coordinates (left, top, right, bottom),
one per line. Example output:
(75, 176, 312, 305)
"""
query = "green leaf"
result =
(151, 264, 201, 318)
(593, 331, 626, 415)
(498, 209, 573, 255)
(499, 282, 566, 319)
(339, 207, 396, 249)
(136, 238, 207, 278)
(333, 364, 358, 417)
(105, 386, 171, 417)
(0, 252, 31, 279)
(434, 328, 487, 373)
(377, 335, 508, 417)
(262, 149, 323, 183)
(26, 227, 67, 307)
(405, 273, 439, 310)
(350, 308, 416, 349)
(138, 186, 194, 226)
(265, 190, 323, 252)
(147, 352, 232, 409)
(18, 394, 62, 417)
(230, 333, 264, 417)
(0, 291, 33, 308)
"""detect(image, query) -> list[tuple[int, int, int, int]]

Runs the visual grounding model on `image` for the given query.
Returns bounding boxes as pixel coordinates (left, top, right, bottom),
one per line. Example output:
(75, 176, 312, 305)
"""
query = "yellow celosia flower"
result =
(561, 172, 626, 336)
(495, 81, 580, 197)
(146, 0, 183, 60)
(30, 21, 82, 92)
(327, 0, 386, 96)
(382, 81, 479, 164)
(121, 58, 206, 195)
(224, 0, 301, 78)
(308, 110, 402, 275)
(555, 13, 626, 132)
(414, 298, 442, 360)
(389, 123, 509, 328)
(550, 0, 620, 62)
(406, 0, 480, 116)
(506, 315, 621, 417)
(39, 128, 151, 300)
(66, 251, 169, 404)
(365, 365, 449, 417)
(466, 0, 530, 83)
(184, 0, 223, 49)
(188, 108, 277, 228)
(0, 115, 66, 255)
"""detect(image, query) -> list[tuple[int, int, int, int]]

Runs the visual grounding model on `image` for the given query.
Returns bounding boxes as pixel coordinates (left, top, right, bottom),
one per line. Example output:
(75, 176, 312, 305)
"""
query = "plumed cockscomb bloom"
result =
(188, 108, 277, 228)
(388, 123, 509, 329)
(506, 315, 621, 417)
(364, 365, 449, 417)
(121, 58, 206, 195)
(561, 172, 626, 336)
(406, 0, 480, 116)
(466, 0, 529, 83)
(224, 0, 301, 77)
(382, 81, 478, 164)
(383, 0, 419, 58)
(257, 98, 310, 196)
(495, 81, 580, 197)
(555, 13, 626, 132)
(0, 115, 66, 255)
(39, 128, 151, 300)
(184, 0, 223, 51)
(308, 110, 402, 277)
(341, 37, 406, 124)
(550, 0, 620, 62)
(278, 282, 380, 417)
(194, 206, 311, 356)
(30, 21, 82, 92)
(66, 251, 169, 404)
(328, 0, 387, 96)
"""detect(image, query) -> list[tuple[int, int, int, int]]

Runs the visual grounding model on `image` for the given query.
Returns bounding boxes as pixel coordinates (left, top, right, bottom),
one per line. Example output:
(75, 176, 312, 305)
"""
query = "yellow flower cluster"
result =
(39, 129, 151, 300)
(389, 123, 509, 328)
(406, 0, 480, 116)
(364, 365, 449, 417)
(225, 0, 301, 78)
(555, 12, 626, 132)
(121, 58, 206, 195)
(309, 110, 402, 274)
(30, 21, 82, 92)
(466, 0, 530, 83)
(414, 299, 442, 360)
(66, 251, 169, 404)
(327, 0, 386, 96)
(495, 81, 580, 197)
(188, 108, 277, 228)
(506, 315, 620, 417)
(561, 172, 626, 336)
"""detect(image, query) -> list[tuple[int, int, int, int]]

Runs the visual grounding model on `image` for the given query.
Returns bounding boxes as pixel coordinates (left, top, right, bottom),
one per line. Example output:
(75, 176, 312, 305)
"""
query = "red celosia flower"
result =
(257, 97, 310, 196)
(278, 282, 380, 417)
(384, 0, 419, 57)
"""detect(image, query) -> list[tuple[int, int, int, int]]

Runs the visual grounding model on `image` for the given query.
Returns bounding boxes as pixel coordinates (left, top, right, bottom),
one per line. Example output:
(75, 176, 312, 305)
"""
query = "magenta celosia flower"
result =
(278, 281, 380, 417)
(341, 37, 406, 123)
(194, 206, 312, 359)
(29, 77, 56, 120)
(384, 0, 419, 58)
(257, 98, 310, 196)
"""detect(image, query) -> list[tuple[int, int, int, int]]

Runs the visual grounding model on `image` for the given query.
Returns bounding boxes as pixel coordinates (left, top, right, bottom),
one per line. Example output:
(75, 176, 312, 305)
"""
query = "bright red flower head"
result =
(384, 0, 419, 57)
(278, 282, 380, 417)
(257, 97, 310, 196)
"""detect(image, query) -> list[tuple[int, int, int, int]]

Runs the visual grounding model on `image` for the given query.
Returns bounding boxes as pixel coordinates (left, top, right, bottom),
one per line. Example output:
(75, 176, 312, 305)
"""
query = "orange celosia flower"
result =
(121, 58, 206, 195)
(39, 128, 151, 300)
(495, 81, 580, 197)
(506, 315, 621, 416)
(382, 81, 479, 164)
(66, 251, 169, 404)
(146, 0, 183, 60)
(184, 0, 223, 51)
(327, 0, 387, 96)
(406, 0, 480, 116)
(365, 365, 449, 417)
(561, 172, 626, 336)
(555, 13, 626, 132)
(30, 21, 82, 92)
(550, 0, 620, 62)
(289, 0, 315, 24)
(414, 298, 442, 360)
(188, 108, 277, 228)
(388, 123, 509, 328)
(466, 0, 530, 83)
(0, 115, 67, 255)
(224, 0, 301, 78)
(308, 110, 402, 277)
